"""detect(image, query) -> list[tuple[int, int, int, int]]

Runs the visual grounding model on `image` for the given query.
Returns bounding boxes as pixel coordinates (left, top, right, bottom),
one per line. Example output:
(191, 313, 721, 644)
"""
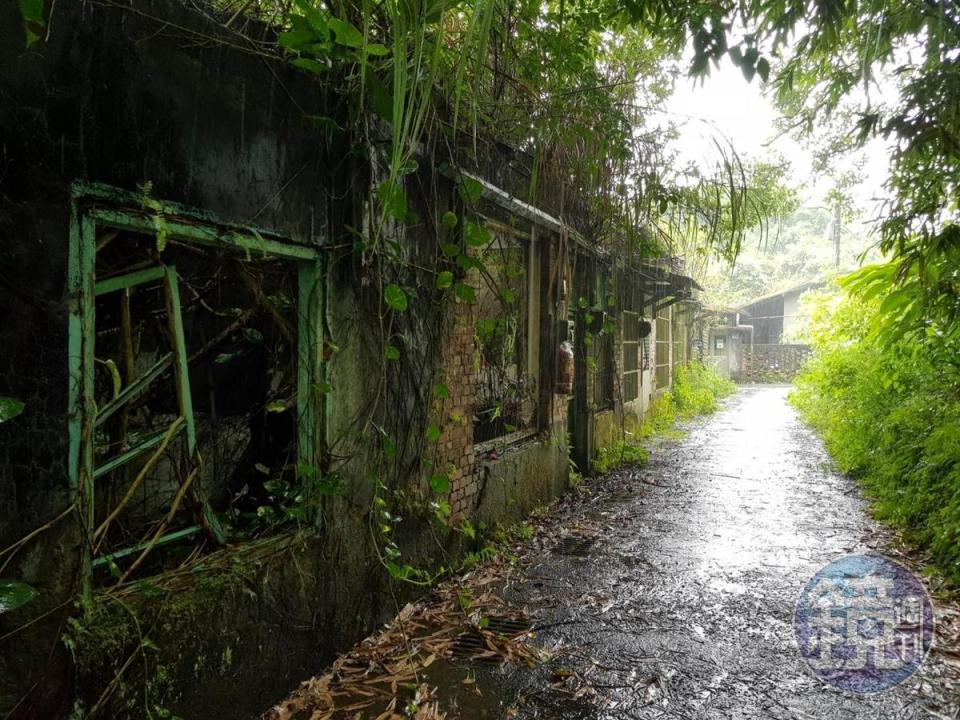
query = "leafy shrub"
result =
(671, 361, 736, 416)
(790, 279, 960, 585)
(590, 362, 734, 475)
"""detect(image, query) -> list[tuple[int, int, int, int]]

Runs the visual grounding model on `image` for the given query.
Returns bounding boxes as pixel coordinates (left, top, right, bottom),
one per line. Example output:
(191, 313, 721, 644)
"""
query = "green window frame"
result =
(68, 182, 324, 587)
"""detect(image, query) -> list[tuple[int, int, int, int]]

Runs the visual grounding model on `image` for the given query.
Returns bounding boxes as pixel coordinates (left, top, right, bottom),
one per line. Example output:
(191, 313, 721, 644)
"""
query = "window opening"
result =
(70, 185, 321, 585)
(473, 230, 535, 444)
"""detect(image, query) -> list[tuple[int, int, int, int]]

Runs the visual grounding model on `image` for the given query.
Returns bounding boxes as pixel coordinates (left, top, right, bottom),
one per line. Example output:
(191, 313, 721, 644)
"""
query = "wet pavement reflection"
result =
(442, 385, 956, 719)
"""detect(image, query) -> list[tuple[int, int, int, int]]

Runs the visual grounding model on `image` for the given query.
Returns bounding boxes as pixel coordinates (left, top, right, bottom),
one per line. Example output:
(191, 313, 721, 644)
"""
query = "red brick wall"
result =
(432, 301, 481, 519)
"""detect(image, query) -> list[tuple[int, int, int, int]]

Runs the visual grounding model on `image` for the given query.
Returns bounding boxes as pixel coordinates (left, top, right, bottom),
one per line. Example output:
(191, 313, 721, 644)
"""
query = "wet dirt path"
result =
(432, 385, 955, 719)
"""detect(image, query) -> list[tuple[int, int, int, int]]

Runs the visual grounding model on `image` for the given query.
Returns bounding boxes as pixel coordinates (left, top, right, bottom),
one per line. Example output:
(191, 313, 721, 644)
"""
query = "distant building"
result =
(737, 280, 823, 344)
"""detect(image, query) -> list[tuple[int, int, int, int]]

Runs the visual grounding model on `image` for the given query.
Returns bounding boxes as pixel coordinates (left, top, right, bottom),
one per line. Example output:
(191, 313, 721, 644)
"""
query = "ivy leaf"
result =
(426, 425, 441, 442)
(440, 242, 460, 257)
(455, 282, 477, 302)
(265, 400, 287, 413)
(385, 344, 401, 360)
(329, 17, 364, 47)
(0, 579, 37, 614)
(0, 397, 25, 423)
(384, 284, 408, 312)
(464, 221, 491, 247)
(441, 211, 458, 229)
(378, 180, 407, 221)
(457, 177, 484, 204)
(456, 254, 482, 271)
(436, 271, 453, 289)
(434, 383, 449, 399)
(429, 473, 451, 494)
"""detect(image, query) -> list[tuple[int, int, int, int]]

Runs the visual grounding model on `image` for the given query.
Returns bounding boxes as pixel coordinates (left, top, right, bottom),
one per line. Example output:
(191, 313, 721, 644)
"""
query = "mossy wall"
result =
(0, 4, 575, 718)
(0, 2, 345, 716)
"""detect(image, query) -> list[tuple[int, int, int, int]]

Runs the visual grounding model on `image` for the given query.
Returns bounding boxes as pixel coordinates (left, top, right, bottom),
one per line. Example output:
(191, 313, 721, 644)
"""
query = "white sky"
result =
(662, 57, 892, 217)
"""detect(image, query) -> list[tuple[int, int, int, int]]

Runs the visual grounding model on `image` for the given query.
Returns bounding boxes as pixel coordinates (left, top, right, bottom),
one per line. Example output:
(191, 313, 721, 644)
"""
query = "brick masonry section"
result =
(742, 343, 812, 382)
(432, 301, 481, 520)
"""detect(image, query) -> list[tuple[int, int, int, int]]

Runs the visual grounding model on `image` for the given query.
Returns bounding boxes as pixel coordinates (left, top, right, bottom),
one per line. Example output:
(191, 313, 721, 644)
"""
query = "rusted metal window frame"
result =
(68, 182, 324, 591)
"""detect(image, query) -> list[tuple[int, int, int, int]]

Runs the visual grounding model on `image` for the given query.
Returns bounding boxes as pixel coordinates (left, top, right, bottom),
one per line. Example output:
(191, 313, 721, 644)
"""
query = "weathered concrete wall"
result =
(587, 311, 658, 464)
(0, 2, 346, 716)
(0, 4, 578, 718)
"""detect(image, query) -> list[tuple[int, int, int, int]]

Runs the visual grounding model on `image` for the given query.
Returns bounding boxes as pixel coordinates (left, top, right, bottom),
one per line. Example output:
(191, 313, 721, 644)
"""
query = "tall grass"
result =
(790, 291, 960, 586)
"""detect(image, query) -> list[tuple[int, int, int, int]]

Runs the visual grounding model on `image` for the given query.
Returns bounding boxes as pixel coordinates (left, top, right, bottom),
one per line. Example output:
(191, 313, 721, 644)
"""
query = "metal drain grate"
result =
(451, 616, 533, 662)
(554, 535, 595, 557)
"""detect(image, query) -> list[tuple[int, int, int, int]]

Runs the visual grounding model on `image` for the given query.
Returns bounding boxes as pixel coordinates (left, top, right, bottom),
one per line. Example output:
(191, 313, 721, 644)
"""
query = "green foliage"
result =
(592, 441, 649, 475)
(429, 473, 450, 494)
(233, 464, 342, 532)
(0, 397, 25, 423)
(791, 282, 960, 585)
(670, 361, 736, 417)
(16, 0, 44, 47)
(383, 283, 408, 312)
(0, 579, 37, 614)
(634, 0, 960, 337)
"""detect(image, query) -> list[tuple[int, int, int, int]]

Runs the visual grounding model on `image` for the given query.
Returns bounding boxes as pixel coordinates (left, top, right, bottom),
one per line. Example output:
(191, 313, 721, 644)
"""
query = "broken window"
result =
(70, 186, 321, 583)
(472, 230, 535, 444)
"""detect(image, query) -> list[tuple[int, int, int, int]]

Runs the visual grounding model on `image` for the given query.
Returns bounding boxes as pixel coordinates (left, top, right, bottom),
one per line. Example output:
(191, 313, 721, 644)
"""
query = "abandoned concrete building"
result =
(703, 279, 821, 382)
(0, 3, 702, 717)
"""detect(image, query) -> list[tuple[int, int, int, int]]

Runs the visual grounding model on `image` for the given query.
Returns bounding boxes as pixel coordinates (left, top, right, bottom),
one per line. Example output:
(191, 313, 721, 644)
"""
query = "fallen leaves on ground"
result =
(265, 562, 540, 720)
